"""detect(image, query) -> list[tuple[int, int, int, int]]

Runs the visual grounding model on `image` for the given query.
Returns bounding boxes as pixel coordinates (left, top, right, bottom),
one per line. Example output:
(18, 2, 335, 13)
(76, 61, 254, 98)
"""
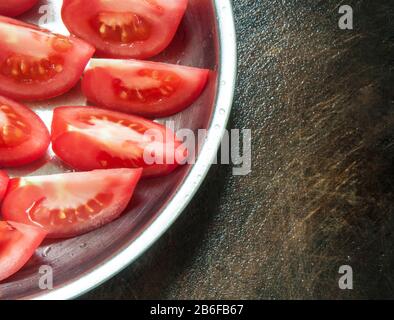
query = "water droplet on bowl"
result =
(42, 246, 51, 257)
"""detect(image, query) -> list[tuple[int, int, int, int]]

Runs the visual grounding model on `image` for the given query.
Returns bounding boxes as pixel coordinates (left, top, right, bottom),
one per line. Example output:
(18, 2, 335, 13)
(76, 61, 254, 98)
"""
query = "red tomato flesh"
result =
(51, 107, 187, 177)
(0, 0, 39, 17)
(0, 16, 95, 101)
(0, 221, 47, 282)
(82, 59, 209, 118)
(0, 170, 9, 202)
(2, 168, 142, 238)
(62, 0, 188, 59)
(0, 95, 50, 167)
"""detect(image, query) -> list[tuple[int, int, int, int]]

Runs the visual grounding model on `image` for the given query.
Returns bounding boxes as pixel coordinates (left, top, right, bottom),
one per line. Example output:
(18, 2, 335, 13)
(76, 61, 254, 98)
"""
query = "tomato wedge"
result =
(51, 107, 187, 177)
(0, 95, 50, 167)
(0, 16, 95, 101)
(62, 0, 188, 59)
(0, 170, 9, 202)
(0, 0, 38, 17)
(82, 59, 209, 118)
(0, 221, 47, 282)
(2, 168, 142, 238)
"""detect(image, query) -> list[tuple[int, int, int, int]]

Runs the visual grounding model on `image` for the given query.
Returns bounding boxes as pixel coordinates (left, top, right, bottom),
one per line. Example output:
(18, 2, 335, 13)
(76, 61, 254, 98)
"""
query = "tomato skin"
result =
(0, 16, 95, 101)
(2, 169, 142, 238)
(0, 170, 9, 202)
(0, 95, 50, 167)
(61, 0, 188, 59)
(51, 107, 187, 177)
(82, 59, 209, 118)
(0, 0, 38, 17)
(0, 221, 47, 282)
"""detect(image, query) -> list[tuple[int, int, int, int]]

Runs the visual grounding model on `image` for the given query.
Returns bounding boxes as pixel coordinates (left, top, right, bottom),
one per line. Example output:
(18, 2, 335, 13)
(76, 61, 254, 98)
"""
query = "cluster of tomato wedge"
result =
(0, 0, 209, 282)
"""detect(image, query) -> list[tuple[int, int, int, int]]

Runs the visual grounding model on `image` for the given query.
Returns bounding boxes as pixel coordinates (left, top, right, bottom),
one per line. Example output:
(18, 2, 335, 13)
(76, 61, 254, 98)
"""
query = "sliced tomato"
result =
(0, 221, 47, 282)
(62, 0, 188, 59)
(0, 95, 50, 167)
(82, 59, 209, 118)
(0, 0, 38, 17)
(51, 107, 187, 177)
(0, 16, 95, 101)
(0, 170, 9, 202)
(2, 168, 142, 238)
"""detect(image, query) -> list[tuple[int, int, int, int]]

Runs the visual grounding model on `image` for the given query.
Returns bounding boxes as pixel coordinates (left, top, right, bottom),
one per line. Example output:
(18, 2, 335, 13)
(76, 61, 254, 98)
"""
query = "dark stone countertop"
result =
(84, 0, 394, 299)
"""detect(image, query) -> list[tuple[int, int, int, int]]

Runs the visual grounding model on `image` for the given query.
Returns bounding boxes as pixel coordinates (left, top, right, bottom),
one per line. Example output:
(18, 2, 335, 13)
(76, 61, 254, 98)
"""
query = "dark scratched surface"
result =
(84, 0, 394, 299)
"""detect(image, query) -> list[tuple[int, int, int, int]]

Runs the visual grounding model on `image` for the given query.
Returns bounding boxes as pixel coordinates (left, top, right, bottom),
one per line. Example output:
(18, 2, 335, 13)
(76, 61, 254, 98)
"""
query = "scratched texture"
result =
(84, 0, 394, 299)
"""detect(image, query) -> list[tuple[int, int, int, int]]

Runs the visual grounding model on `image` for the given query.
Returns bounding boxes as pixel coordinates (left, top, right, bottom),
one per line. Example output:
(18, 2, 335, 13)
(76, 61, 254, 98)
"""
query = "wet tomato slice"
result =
(82, 59, 209, 118)
(62, 0, 188, 59)
(51, 107, 188, 177)
(2, 168, 142, 238)
(0, 95, 50, 167)
(0, 0, 38, 17)
(0, 16, 95, 101)
(0, 221, 47, 282)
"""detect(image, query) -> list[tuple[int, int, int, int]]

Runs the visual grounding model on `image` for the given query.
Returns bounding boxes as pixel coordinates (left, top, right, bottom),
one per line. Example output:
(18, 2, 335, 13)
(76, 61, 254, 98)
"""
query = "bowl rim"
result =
(31, 0, 237, 300)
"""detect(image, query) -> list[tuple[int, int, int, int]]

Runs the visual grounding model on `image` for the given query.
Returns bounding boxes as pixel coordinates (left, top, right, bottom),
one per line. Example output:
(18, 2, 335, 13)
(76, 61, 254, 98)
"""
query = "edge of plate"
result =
(32, 0, 237, 300)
